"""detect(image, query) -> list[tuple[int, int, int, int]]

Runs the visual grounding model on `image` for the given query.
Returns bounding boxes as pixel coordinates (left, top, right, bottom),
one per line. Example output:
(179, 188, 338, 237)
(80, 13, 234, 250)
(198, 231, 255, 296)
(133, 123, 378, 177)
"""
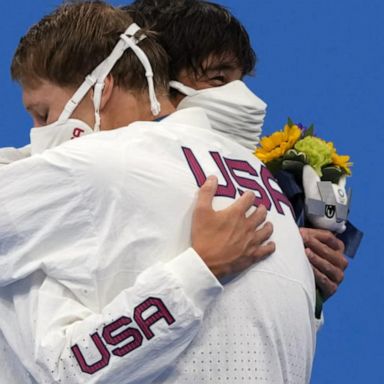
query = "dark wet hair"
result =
(124, 0, 257, 80)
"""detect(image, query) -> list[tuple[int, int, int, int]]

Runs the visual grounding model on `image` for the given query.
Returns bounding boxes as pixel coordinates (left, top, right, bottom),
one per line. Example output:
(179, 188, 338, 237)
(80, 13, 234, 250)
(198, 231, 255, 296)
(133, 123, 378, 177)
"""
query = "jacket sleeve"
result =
(0, 145, 31, 166)
(29, 248, 222, 383)
(0, 152, 93, 287)
(0, 150, 223, 383)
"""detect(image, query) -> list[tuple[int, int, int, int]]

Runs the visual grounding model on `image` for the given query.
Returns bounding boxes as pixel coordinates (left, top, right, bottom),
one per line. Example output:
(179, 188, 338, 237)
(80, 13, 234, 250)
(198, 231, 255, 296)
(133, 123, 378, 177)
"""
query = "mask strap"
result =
(120, 33, 161, 116)
(169, 80, 198, 96)
(58, 23, 161, 129)
(58, 72, 99, 123)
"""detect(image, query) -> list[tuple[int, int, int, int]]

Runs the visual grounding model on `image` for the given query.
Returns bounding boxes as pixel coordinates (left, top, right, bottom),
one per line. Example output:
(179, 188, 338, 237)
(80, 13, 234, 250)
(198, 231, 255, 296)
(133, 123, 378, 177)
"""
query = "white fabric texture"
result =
(173, 80, 266, 149)
(0, 145, 30, 166)
(0, 108, 316, 383)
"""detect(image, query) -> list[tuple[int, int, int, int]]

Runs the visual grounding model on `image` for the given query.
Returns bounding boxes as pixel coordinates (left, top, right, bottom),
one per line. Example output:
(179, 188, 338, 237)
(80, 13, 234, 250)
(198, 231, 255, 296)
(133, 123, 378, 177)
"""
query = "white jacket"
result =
(0, 108, 316, 383)
(0, 145, 30, 166)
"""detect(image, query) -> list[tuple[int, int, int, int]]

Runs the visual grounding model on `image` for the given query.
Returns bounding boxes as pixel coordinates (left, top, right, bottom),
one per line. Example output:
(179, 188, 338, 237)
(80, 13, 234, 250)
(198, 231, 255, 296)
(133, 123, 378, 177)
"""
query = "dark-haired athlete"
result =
(128, 0, 348, 305)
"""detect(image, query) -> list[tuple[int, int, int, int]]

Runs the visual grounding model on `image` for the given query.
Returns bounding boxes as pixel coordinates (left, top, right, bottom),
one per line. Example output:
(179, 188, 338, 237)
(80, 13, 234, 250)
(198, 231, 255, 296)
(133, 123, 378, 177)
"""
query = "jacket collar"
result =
(160, 107, 212, 131)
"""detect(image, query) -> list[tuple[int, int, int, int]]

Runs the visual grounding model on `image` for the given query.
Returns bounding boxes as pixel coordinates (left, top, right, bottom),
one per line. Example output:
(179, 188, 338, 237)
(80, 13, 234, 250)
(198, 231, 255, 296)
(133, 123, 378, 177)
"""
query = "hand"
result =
(300, 227, 348, 300)
(192, 176, 275, 279)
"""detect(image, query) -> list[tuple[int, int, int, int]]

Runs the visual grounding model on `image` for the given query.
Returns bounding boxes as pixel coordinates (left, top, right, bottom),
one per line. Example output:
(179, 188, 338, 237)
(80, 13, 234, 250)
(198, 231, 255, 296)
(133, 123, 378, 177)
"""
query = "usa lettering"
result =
(183, 147, 294, 217)
(71, 297, 175, 375)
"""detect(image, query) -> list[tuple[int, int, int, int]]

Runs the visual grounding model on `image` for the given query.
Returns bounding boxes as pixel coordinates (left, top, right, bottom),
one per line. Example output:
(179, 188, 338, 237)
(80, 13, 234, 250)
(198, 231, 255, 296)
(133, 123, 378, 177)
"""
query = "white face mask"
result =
(170, 80, 267, 150)
(30, 119, 94, 155)
(30, 23, 161, 155)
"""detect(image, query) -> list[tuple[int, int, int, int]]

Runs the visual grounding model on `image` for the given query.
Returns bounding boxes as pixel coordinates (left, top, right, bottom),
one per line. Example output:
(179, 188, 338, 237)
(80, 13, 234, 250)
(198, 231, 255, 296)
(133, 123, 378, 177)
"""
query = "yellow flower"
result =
(255, 124, 302, 163)
(327, 142, 352, 175)
(332, 153, 352, 175)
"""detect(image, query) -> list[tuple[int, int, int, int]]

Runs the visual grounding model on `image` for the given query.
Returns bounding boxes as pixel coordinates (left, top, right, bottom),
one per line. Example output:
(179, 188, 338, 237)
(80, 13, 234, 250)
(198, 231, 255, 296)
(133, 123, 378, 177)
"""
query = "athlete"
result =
(127, 0, 348, 307)
(0, 2, 315, 383)
(0, 0, 348, 306)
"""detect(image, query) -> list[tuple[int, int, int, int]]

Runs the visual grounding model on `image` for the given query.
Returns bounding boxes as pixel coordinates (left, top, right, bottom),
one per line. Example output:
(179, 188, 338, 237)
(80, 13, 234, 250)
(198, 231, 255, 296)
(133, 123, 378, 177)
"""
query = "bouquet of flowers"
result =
(255, 118, 352, 182)
(254, 119, 352, 234)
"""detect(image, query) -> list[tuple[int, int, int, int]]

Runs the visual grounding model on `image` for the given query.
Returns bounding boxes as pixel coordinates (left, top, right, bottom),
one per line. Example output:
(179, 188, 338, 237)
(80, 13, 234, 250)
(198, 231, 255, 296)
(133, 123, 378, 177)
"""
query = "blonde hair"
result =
(11, 1, 169, 94)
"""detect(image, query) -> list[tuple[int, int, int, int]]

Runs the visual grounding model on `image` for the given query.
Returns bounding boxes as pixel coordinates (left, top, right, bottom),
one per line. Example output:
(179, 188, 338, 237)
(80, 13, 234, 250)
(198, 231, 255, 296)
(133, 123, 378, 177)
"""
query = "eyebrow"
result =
(205, 63, 238, 71)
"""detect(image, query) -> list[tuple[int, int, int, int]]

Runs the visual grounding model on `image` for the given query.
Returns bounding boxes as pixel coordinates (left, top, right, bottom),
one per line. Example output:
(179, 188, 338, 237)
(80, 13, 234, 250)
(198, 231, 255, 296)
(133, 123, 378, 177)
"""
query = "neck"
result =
(101, 87, 176, 130)
(155, 95, 176, 119)
(171, 92, 185, 108)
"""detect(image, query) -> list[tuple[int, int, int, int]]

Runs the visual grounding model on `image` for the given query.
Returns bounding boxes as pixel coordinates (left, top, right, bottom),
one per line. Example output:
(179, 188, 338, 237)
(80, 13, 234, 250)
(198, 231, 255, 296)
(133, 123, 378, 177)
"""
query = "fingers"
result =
(192, 184, 275, 279)
(312, 266, 338, 300)
(301, 229, 348, 270)
(227, 190, 256, 215)
(247, 204, 268, 229)
(251, 241, 276, 262)
(195, 176, 218, 212)
(302, 229, 349, 301)
(251, 221, 273, 245)
(300, 227, 345, 252)
(195, 178, 257, 215)
(244, 221, 275, 264)
(231, 241, 276, 275)
(306, 247, 345, 285)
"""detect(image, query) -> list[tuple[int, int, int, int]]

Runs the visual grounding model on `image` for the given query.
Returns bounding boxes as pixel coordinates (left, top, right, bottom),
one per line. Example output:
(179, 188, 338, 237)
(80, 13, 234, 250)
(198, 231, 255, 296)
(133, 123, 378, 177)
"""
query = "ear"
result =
(96, 75, 115, 112)
(302, 165, 321, 199)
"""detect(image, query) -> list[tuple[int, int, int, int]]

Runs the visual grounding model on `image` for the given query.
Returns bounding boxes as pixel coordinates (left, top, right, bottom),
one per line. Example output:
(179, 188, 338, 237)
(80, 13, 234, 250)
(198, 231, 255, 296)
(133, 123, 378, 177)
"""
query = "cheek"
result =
(194, 80, 216, 90)
(46, 110, 63, 125)
(71, 96, 95, 126)
(176, 70, 204, 89)
(32, 117, 43, 128)
(228, 69, 243, 82)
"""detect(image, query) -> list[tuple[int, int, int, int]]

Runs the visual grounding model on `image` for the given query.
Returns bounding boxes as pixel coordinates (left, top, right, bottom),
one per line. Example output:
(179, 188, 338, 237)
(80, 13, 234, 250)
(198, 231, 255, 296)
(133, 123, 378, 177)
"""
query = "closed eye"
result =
(210, 75, 225, 83)
(207, 75, 226, 87)
(32, 112, 48, 127)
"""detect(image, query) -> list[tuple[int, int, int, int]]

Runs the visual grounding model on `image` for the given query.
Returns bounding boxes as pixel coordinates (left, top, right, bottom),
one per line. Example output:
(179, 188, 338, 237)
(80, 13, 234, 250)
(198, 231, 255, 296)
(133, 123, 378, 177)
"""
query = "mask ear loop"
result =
(92, 23, 161, 125)
(169, 80, 198, 96)
(92, 82, 104, 132)
(58, 73, 99, 123)
(120, 33, 160, 116)
(58, 23, 161, 130)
